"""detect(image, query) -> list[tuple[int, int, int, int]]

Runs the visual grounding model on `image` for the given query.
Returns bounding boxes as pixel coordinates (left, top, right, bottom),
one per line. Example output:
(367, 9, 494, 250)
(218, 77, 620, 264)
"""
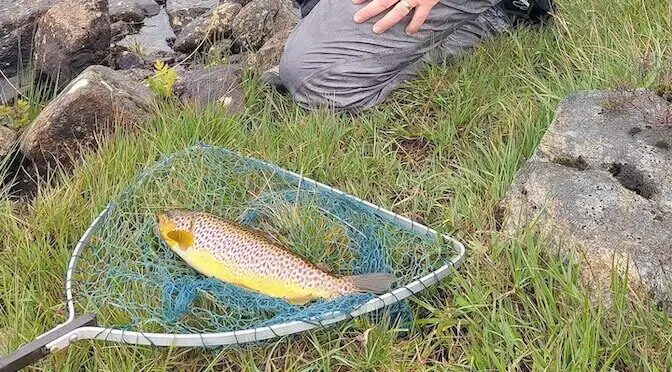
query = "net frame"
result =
(39, 143, 466, 354)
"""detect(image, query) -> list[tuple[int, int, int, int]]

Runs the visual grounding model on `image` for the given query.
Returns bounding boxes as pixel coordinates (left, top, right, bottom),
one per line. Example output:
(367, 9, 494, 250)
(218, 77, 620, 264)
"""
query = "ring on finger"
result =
(397, 0, 414, 10)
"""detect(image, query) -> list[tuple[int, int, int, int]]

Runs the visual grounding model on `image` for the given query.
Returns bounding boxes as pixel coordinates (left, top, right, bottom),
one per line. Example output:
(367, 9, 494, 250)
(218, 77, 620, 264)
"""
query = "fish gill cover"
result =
(70, 144, 455, 338)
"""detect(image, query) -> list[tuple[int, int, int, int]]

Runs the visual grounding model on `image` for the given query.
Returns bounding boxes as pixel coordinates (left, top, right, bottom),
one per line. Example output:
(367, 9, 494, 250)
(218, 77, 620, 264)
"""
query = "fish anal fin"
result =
(166, 230, 194, 250)
(345, 273, 395, 294)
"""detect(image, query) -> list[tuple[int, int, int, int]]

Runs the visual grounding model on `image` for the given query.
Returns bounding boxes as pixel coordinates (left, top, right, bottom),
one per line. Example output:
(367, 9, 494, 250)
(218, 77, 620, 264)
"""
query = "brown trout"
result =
(156, 209, 395, 305)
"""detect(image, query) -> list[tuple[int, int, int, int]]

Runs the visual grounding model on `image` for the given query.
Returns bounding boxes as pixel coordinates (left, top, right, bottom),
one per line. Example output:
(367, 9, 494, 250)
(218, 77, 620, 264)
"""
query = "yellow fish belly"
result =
(182, 250, 332, 305)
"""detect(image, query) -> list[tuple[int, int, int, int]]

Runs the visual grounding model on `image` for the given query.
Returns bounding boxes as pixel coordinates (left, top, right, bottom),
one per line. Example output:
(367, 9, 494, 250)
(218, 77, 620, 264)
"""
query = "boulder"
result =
(172, 1, 242, 53)
(231, 0, 298, 52)
(111, 20, 134, 43)
(117, 8, 177, 63)
(33, 0, 111, 87)
(166, 0, 217, 32)
(246, 26, 293, 73)
(499, 89, 672, 308)
(172, 65, 245, 114)
(0, 0, 57, 78)
(109, 0, 160, 23)
(0, 126, 17, 159)
(18, 65, 155, 175)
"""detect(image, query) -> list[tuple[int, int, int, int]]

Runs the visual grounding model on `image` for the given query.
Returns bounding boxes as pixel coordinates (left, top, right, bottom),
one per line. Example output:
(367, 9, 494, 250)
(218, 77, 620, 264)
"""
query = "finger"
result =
(372, 0, 414, 34)
(352, 0, 368, 4)
(354, 0, 397, 23)
(405, 4, 431, 34)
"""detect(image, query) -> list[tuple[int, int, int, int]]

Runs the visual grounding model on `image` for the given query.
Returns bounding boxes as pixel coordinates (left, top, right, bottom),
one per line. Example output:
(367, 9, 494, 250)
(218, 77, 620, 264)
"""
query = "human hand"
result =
(352, 0, 439, 35)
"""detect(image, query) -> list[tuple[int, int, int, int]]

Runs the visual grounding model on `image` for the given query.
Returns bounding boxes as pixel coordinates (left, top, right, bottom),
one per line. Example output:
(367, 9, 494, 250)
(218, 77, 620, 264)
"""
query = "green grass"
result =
(2, 0, 672, 370)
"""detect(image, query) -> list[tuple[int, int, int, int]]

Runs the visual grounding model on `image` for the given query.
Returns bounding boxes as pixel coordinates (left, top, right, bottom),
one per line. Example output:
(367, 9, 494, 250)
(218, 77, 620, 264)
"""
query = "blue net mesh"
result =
(71, 143, 456, 335)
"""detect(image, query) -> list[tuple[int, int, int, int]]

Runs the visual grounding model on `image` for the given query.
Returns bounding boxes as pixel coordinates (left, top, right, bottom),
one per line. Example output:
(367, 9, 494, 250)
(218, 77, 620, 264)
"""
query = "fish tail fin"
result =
(345, 273, 395, 294)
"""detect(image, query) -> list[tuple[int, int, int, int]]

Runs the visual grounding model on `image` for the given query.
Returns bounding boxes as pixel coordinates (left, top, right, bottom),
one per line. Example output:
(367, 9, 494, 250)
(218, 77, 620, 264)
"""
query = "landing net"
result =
(70, 143, 457, 336)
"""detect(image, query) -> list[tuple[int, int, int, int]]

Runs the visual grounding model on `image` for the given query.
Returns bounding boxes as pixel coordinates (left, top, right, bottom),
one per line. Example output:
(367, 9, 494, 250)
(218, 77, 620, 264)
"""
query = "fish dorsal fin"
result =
(316, 262, 333, 273)
(166, 230, 194, 250)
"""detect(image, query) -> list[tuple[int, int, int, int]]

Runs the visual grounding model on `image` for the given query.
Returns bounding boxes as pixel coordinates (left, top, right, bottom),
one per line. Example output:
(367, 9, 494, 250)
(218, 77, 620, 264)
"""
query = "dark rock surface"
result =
(166, 0, 217, 33)
(231, 0, 298, 52)
(0, 125, 17, 159)
(0, 75, 29, 106)
(172, 1, 241, 53)
(246, 26, 293, 73)
(173, 65, 245, 114)
(111, 20, 134, 43)
(109, 0, 161, 23)
(33, 0, 111, 87)
(500, 89, 672, 308)
(0, 0, 57, 78)
(18, 65, 155, 176)
(115, 50, 147, 69)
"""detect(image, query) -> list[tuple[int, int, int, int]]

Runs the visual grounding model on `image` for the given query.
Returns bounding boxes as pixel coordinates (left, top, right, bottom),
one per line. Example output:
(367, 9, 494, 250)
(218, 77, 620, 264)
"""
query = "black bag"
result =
(500, 0, 555, 26)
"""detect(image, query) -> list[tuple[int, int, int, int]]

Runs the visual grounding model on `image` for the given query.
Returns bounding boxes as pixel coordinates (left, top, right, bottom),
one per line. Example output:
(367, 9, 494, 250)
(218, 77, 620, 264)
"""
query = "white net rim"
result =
(44, 144, 467, 351)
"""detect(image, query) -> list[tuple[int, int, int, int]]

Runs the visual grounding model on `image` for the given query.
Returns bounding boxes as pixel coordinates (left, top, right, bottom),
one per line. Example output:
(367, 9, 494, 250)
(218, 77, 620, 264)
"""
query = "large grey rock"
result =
(500, 89, 672, 308)
(246, 26, 293, 73)
(172, 1, 241, 53)
(166, 0, 217, 32)
(109, 0, 160, 23)
(0, 0, 57, 78)
(0, 126, 17, 158)
(117, 8, 176, 63)
(172, 65, 245, 114)
(18, 65, 154, 175)
(33, 0, 111, 87)
(231, 0, 298, 52)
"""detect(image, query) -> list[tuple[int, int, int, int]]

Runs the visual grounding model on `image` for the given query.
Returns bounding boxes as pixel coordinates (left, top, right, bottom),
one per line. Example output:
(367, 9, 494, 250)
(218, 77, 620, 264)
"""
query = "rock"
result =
(246, 26, 293, 73)
(0, 0, 57, 77)
(117, 8, 177, 63)
(109, 0, 161, 23)
(111, 20, 134, 43)
(172, 1, 242, 53)
(0, 75, 30, 106)
(226, 0, 251, 5)
(115, 51, 146, 69)
(0, 126, 17, 158)
(499, 89, 672, 308)
(18, 65, 155, 175)
(231, 0, 298, 52)
(226, 52, 247, 64)
(33, 0, 111, 87)
(124, 67, 154, 82)
(166, 0, 217, 32)
(172, 65, 245, 114)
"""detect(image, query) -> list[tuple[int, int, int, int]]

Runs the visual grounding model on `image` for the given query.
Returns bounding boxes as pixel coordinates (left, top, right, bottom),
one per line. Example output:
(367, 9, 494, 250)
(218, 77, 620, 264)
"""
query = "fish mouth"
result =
(156, 213, 176, 235)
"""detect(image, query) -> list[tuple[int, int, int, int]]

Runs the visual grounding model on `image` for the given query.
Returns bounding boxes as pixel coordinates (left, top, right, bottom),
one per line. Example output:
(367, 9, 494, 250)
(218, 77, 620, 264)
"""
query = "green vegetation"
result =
(1, 0, 671, 370)
(147, 60, 178, 99)
(0, 68, 58, 129)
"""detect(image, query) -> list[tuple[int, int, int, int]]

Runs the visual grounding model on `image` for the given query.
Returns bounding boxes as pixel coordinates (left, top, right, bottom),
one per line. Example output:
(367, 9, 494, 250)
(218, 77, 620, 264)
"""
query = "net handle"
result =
(51, 143, 466, 349)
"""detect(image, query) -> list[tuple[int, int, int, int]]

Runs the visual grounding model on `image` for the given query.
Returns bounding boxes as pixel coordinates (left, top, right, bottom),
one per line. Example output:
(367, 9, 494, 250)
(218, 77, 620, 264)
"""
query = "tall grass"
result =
(1, 0, 671, 370)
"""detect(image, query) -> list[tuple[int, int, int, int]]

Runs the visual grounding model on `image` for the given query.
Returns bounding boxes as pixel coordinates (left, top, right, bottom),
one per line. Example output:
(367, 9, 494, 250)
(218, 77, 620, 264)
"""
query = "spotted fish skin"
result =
(157, 209, 394, 305)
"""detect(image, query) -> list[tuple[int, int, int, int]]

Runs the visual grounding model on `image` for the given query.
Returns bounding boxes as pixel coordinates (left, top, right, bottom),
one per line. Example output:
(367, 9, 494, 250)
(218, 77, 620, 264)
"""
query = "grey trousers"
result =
(278, 0, 512, 113)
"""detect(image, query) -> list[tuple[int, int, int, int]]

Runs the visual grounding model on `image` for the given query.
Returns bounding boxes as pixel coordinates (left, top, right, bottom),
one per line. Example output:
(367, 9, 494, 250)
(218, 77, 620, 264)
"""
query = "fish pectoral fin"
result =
(286, 295, 313, 306)
(166, 230, 194, 250)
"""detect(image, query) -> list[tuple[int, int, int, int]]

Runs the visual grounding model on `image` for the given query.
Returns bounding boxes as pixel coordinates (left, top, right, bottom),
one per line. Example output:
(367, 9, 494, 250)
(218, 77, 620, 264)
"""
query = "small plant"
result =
(126, 39, 147, 58)
(146, 60, 177, 99)
(0, 99, 31, 129)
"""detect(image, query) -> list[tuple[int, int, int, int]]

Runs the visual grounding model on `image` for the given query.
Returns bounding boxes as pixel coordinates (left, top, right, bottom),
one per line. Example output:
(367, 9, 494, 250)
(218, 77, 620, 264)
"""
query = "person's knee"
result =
(279, 48, 376, 113)
(279, 61, 389, 113)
